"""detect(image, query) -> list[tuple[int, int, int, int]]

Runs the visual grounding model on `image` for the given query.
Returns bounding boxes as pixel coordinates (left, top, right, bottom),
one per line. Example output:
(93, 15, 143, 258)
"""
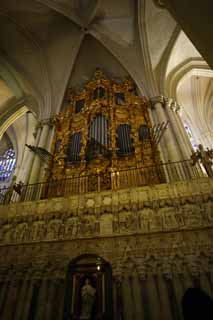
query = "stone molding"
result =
(0, 229, 212, 280)
(0, 178, 212, 246)
(150, 95, 181, 112)
(0, 178, 212, 280)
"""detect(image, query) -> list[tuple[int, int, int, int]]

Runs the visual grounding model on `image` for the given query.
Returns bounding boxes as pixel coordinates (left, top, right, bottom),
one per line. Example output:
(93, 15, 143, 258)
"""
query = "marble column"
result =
(146, 276, 161, 320)
(172, 274, 185, 320)
(121, 276, 134, 320)
(132, 275, 145, 320)
(157, 275, 173, 320)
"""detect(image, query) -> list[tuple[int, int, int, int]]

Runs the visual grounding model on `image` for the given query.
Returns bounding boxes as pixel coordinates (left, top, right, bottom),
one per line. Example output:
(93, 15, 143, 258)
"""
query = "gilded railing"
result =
(0, 159, 207, 205)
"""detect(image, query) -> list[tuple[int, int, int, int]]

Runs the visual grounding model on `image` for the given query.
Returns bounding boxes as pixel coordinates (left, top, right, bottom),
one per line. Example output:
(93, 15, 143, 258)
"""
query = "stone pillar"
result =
(112, 278, 118, 320)
(200, 273, 212, 296)
(146, 276, 161, 320)
(172, 274, 184, 320)
(113, 276, 123, 320)
(35, 278, 49, 319)
(121, 276, 134, 320)
(0, 280, 9, 315)
(171, 102, 193, 159)
(1, 279, 20, 319)
(150, 96, 180, 163)
(29, 123, 50, 184)
(132, 275, 145, 320)
(157, 275, 173, 320)
(15, 278, 31, 320)
(182, 272, 194, 290)
(45, 280, 58, 319)
(56, 279, 66, 320)
(22, 279, 38, 320)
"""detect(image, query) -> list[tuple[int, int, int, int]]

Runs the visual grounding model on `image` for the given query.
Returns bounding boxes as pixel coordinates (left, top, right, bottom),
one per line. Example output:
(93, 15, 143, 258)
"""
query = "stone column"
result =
(1, 279, 20, 319)
(182, 272, 194, 291)
(171, 102, 193, 159)
(35, 278, 49, 319)
(56, 279, 66, 320)
(157, 275, 173, 320)
(150, 96, 180, 163)
(132, 275, 145, 320)
(29, 123, 50, 184)
(121, 276, 134, 320)
(22, 279, 38, 320)
(0, 280, 9, 315)
(112, 278, 118, 320)
(172, 274, 184, 320)
(146, 275, 161, 320)
(15, 278, 31, 320)
(200, 273, 212, 296)
(27, 126, 42, 184)
(45, 280, 58, 319)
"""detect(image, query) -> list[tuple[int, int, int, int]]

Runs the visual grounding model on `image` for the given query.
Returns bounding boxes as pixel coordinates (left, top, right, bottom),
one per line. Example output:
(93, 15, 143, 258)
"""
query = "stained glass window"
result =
(183, 122, 198, 150)
(0, 148, 16, 181)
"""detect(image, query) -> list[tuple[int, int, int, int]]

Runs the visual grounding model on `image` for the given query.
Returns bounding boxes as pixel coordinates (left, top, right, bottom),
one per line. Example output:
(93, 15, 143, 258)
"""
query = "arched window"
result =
(67, 132, 82, 162)
(117, 124, 133, 155)
(0, 148, 16, 181)
(183, 121, 198, 150)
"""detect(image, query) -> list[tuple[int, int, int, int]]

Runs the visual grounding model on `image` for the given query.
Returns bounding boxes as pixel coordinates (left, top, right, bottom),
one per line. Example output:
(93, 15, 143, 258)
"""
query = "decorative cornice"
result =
(0, 179, 212, 246)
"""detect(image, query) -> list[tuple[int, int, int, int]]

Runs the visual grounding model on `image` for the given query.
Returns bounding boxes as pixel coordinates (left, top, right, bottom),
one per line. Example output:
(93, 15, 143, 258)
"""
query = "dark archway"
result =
(63, 254, 113, 320)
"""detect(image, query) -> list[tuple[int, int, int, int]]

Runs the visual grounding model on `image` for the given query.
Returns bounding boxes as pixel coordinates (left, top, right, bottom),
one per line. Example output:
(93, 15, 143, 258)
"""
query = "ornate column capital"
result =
(150, 95, 165, 109)
(170, 100, 181, 113)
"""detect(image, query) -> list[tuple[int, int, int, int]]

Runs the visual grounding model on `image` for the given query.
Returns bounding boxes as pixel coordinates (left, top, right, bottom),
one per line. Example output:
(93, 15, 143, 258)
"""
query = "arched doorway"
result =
(63, 254, 113, 320)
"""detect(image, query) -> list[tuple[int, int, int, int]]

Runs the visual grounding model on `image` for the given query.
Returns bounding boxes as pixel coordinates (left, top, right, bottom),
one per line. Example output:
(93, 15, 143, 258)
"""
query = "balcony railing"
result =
(0, 159, 207, 205)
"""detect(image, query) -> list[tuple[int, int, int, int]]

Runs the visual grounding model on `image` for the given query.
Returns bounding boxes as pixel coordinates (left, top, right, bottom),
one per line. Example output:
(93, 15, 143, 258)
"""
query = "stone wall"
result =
(0, 177, 212, 319)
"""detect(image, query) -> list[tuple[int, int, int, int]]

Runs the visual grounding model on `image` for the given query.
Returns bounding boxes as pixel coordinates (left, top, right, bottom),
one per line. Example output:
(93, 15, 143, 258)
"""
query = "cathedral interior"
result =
(0, 0, 212, 319)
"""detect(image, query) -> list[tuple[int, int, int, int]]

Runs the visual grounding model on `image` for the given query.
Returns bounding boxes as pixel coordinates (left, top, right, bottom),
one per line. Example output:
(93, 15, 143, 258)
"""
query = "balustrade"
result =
(0, 159, 207, 205)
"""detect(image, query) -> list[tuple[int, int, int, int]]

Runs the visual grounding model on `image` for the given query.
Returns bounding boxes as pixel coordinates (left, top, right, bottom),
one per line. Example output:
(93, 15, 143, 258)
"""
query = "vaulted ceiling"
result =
(0, 0, 212, 147)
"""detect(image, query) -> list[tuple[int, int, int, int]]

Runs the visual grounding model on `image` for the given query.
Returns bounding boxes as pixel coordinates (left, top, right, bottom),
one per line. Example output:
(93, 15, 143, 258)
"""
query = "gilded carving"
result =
(46, 69, 160, 188)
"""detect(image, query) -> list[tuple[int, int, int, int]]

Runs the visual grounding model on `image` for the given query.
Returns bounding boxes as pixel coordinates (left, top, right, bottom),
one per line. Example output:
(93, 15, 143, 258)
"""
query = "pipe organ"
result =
(48, 69, 161, 189)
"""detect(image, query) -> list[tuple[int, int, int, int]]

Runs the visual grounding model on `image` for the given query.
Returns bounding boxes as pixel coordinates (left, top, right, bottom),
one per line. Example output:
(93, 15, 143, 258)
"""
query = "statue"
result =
(80, 278, 96, 320)
(191, 144, 213, 177)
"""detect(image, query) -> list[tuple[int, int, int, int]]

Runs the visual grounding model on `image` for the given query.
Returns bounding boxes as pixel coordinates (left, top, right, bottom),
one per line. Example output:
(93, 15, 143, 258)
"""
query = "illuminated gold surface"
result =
(48, 69, 160, 185)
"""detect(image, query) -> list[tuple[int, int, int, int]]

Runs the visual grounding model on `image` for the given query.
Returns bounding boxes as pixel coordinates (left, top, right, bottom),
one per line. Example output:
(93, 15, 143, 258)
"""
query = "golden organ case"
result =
(48, 69, 162, 191)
